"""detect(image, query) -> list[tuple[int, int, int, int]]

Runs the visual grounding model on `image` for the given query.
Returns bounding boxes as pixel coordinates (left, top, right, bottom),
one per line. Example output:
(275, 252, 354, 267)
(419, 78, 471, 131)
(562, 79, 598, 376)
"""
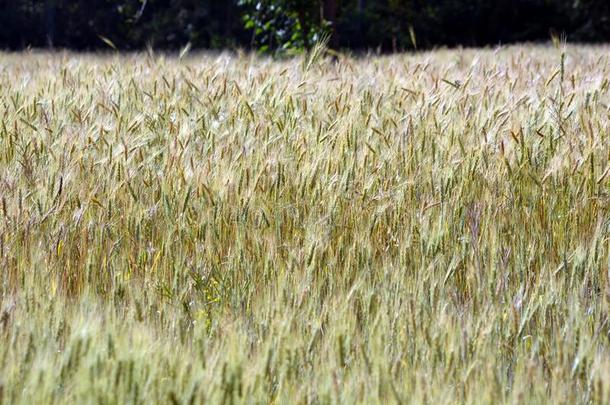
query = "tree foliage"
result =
(0, 0, 247, 50)
(239, 0, 327, 53)
(0, 0, 609, 52)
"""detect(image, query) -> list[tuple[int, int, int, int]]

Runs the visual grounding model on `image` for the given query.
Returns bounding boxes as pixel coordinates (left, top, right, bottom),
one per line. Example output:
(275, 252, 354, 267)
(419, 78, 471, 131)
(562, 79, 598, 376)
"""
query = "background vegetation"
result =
(1, 0, 610, 52)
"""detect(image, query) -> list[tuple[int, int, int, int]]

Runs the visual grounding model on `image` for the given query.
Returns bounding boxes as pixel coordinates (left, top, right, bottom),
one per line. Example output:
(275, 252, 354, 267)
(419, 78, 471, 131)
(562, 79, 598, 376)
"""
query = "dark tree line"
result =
(0, 0, 247, 50)
(0, 0, 609, 52)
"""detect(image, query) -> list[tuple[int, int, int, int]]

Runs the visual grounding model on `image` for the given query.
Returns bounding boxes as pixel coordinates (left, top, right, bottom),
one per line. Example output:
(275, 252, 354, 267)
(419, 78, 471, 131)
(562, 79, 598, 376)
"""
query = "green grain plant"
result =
(1, 45, 610, 404)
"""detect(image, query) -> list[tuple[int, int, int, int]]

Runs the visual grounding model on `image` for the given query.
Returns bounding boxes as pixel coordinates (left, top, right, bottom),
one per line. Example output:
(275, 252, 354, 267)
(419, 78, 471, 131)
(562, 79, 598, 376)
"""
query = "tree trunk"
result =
(44, 0, 56, 47)
(297, 8, 310, 48)
(321, 0, 339, 49)
(358, 0, 365, 45)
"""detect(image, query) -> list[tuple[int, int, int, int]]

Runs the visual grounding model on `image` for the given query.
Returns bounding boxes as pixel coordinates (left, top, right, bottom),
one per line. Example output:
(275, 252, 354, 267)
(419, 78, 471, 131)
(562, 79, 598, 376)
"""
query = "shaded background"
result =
(1, 0, 609, 53)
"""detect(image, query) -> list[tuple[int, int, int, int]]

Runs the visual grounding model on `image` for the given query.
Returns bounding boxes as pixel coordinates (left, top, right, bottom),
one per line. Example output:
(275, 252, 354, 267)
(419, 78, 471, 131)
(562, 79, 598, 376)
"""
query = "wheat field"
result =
(1, 45, 610, 404)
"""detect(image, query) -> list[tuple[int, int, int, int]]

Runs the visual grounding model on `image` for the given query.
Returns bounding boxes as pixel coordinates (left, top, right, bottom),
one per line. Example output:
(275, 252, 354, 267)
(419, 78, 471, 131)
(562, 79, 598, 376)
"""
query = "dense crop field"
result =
(1, 45, 610, 403)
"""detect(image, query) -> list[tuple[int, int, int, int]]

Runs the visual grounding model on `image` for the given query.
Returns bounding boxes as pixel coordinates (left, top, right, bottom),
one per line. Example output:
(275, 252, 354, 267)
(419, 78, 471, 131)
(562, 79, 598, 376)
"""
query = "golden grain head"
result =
(1, 45, 610, 403)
